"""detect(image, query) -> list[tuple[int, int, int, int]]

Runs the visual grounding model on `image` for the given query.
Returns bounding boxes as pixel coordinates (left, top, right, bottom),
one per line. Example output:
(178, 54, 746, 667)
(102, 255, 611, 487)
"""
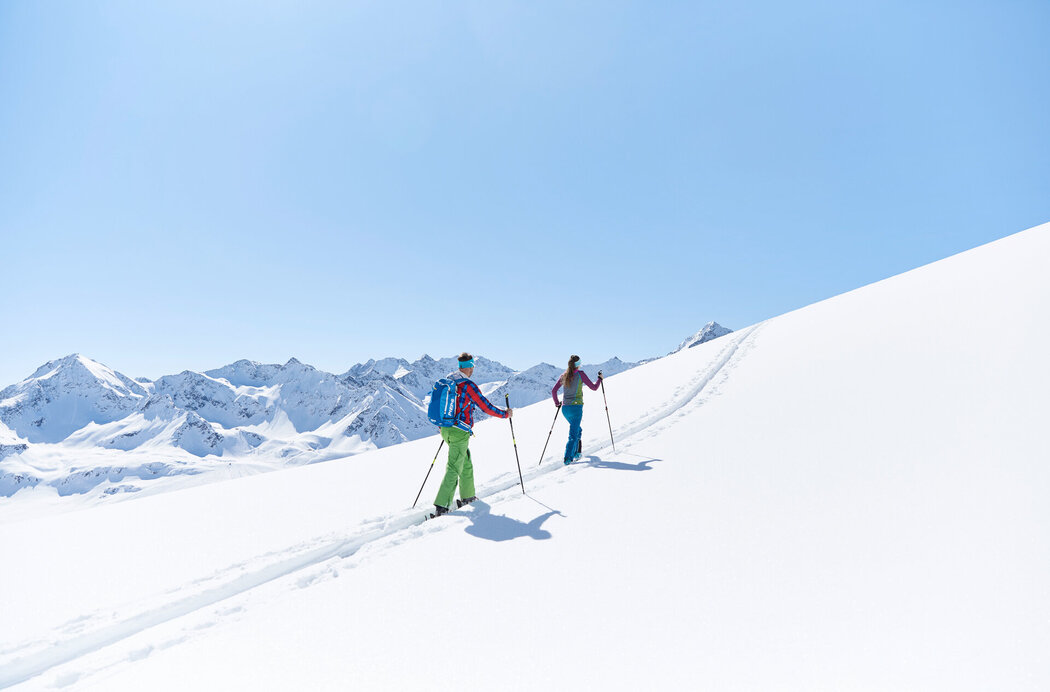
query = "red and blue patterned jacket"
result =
(450, 372, 508, 432)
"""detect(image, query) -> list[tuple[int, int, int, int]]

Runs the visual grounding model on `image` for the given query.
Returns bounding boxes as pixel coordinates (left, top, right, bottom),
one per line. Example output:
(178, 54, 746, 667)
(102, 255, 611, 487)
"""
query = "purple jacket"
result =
(552, 370, 600, 406)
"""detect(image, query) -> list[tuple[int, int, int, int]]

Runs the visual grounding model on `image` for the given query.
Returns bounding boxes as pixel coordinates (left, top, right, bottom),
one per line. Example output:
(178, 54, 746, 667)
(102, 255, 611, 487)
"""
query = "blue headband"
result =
(459, 359, 474, 369)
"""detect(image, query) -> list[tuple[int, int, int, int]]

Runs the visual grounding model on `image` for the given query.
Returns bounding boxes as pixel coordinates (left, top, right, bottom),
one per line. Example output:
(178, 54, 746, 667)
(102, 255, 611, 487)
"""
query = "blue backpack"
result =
(427, 378, 460, 428)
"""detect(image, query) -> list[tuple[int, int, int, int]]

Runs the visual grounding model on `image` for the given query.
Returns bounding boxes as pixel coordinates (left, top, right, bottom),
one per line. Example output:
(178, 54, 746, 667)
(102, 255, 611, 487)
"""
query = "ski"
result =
(423, 496, 478, 521)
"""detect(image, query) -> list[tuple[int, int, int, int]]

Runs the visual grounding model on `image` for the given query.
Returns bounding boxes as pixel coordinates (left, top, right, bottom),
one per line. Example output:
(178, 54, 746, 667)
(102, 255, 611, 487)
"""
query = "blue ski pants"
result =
(562, 404, 583, 462)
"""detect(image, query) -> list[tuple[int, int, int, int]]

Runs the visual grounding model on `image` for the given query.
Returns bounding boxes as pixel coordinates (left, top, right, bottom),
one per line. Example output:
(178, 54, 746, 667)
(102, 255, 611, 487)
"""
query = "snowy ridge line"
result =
(606, 324, 761, 447)
(0, 333, 761, 689)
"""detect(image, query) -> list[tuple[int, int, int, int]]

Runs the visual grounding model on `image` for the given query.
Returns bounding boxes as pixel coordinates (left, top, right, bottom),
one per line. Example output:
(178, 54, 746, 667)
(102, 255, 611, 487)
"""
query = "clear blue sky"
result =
(2, 1, 1047, 387)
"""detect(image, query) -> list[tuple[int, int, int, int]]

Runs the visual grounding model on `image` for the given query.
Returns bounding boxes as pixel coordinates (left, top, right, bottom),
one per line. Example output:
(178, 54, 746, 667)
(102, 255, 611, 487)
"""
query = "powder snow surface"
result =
(1, 224, 1048, 690)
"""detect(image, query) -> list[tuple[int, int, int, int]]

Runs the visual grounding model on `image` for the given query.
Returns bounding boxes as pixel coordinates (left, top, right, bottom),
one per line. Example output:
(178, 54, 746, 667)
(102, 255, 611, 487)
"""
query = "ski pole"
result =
(537, 404, 561, 466)
(412, 439, 444, 508)
(506, 394, 525, 494)
(599, 370, 616, 452)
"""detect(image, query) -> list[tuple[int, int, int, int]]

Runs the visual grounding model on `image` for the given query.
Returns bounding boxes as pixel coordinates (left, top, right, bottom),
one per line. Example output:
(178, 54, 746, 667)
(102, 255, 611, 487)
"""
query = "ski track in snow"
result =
(603, 323, 762, 448)
(0, 326, 762, 690)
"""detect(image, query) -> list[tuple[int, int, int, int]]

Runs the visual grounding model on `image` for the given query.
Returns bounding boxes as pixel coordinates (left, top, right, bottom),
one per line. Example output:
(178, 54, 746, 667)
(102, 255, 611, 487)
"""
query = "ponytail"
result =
(561, 355, 581, 387)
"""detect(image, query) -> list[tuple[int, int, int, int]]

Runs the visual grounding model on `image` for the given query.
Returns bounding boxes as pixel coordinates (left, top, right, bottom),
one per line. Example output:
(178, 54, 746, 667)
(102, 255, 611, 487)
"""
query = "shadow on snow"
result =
(578, 453, 660, 472)
(460, 499, 562, 542)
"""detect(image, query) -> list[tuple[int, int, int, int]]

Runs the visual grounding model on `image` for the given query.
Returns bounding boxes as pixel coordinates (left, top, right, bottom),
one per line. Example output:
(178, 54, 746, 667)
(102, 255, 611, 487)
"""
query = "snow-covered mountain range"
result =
(0, 327, 728, 501)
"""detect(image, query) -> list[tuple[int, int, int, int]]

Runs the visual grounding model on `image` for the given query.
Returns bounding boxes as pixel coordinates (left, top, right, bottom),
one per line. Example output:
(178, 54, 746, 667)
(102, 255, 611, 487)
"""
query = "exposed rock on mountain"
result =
(672, 322, 733, 353)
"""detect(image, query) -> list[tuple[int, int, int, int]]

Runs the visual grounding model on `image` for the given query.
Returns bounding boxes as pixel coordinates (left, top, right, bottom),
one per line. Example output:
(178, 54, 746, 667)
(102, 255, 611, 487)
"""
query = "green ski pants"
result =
(434, 426, 474, 509)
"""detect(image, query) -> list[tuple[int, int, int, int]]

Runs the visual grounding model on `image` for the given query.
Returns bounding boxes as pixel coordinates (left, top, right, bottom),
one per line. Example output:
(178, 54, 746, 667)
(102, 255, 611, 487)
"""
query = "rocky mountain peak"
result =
(672, 322, 733, 353)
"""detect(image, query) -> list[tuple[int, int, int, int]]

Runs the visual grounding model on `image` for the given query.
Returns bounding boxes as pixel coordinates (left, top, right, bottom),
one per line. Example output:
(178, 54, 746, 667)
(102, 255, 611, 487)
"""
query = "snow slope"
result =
(1, 224, 1047, 690)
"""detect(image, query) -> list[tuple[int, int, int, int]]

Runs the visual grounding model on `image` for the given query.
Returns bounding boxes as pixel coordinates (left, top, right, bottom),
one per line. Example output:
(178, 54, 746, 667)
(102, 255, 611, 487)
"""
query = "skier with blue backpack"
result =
(427, 353, 512, 516)
(551, 355, 602, 464)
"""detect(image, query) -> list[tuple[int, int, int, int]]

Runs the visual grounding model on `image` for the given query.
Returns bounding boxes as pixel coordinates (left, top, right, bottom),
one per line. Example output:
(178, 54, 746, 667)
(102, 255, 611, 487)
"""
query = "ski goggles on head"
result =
(459, 359, 475, 368)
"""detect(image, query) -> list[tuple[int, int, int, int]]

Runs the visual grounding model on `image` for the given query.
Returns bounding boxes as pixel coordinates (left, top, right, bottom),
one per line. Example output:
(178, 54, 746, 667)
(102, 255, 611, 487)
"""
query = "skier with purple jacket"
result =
(551, 355, 602, 464)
